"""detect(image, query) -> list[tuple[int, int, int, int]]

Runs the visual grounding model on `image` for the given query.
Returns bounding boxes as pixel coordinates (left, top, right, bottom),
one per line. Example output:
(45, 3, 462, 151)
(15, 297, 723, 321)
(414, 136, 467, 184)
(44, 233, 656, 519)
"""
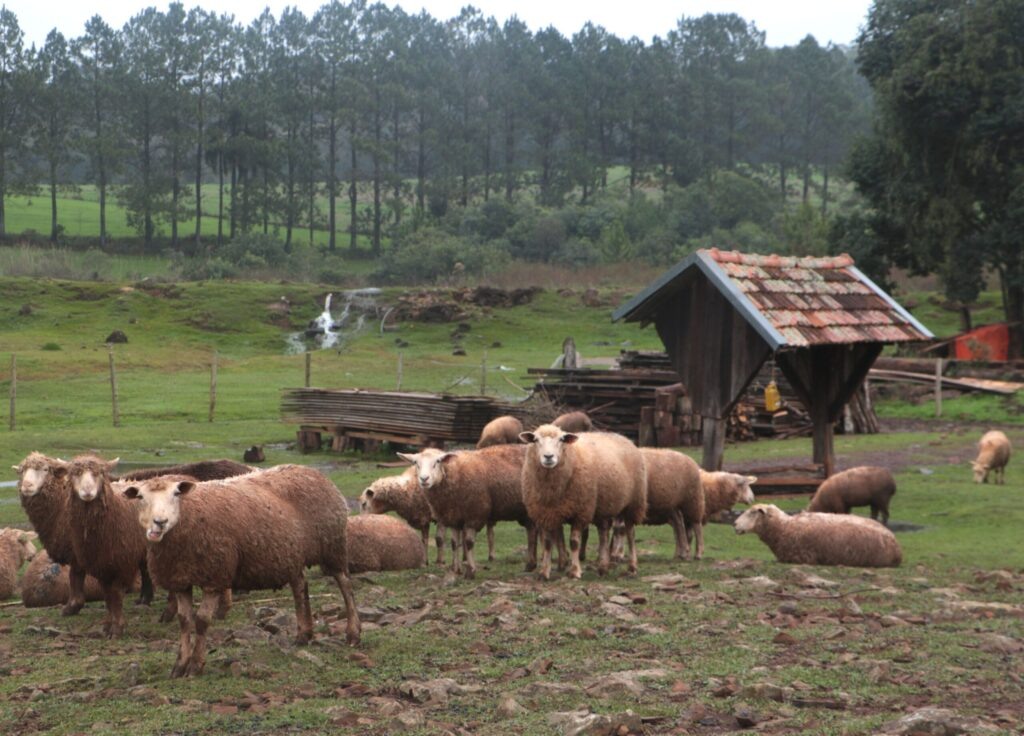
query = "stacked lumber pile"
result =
(638, 384, 703, 447)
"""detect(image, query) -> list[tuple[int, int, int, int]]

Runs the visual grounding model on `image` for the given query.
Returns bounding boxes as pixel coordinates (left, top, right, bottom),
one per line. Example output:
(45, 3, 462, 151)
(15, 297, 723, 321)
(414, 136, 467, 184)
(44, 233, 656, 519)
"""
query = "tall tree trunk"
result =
(392, 106, 402, 225)
(349, 132, 358, 254)
(328, 115, 337, 251)
(504, 109, 515, 202)
(229, 162, 237, 239)
(416, 109, 426, 215)
(49, 160, 58, 242)
(194, 79, 204, 245)
(373, 109, 382, 256)
(171, 148, 180, 248)
(217, 151, 224, 246)
(821, 164, 829, 216)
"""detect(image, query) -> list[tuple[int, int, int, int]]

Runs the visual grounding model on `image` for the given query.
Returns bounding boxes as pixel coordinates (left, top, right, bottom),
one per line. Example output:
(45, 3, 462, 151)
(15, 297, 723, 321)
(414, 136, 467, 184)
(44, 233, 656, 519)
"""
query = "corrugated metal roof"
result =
(612, 248, 934, 349)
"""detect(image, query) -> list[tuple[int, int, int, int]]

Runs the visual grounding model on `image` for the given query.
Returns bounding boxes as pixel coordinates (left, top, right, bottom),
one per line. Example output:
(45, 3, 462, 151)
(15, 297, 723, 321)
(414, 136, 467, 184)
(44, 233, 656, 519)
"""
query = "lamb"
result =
(520, 425, 647, 580)
(0, 529, 38, 600)
(65, 454, 155, 637)
(972, 430, 1011, 484)
(121, 465, 360, 677)
(552, 411, 593, 433)
(397, 444, 537, 579)
(13, 452, 90, 615)
(637, 449, 705, 560)
(21, 550, 110, 608)
(476, 415, 524, 449)
(807, 466, 896, 524)
(347, 515, 426, 573)
(118, 459, 252, 482)
(360, 467, 448, 565)
(734, 503, 902, 567)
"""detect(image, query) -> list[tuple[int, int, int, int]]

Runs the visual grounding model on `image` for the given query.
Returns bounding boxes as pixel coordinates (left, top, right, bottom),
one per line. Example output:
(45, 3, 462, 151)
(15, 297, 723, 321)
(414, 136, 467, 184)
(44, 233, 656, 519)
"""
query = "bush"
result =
(370, 227, 509, 285)
(40, 342, 61, 351)
(219, 233, 288, 268)
(178, 256, 237, 281)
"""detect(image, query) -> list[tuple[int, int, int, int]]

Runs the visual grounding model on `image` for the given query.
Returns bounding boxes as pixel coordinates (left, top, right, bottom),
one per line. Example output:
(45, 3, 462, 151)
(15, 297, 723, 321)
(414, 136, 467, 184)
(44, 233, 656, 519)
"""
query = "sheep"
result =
(13, 452, 90, 616)
(734, 503, 902, 567)
(118, 459, 252, 482)
(0, 529, 38, 600)
(397, 444, 538, 579)
(347, 515, 426, 573)
(520, 425, 647, 580)
(807, 466, 896, 524)
(121, 465, 360, 678)
(700, 471, 757, 522)
(360, 467, 448, 565)
(477, 415, 524, 449)
(21, 550, 110, 608)
(973, 430, 1011, 484)
(65, 454, 155, 637)
(638, 449, 705, 560)
(552, 411, 593, 433)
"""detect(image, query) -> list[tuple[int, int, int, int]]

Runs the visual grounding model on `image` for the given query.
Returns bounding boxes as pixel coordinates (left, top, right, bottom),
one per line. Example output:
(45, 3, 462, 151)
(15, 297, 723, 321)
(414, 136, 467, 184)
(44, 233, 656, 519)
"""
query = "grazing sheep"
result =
(807, 466, 896, 524)
(477, 415, 524, 449)
(397, 444, 537, 579)
(0, 529, 38, 600)
(360, 467, 448, 565)
(66, 454, 156, 637)
(552, 411, 593, 433)
(13, 452, 89, 616)
(21, 550, 110, 608)
(734, 504, 902, 568)
(347, 515, 426, 573)
(973, 430, 1011, 484)
(639, 449, 705, 560)
(520, 425, 647, 580)
(122, 465, 360, 678)
(118, 459, 252, 482)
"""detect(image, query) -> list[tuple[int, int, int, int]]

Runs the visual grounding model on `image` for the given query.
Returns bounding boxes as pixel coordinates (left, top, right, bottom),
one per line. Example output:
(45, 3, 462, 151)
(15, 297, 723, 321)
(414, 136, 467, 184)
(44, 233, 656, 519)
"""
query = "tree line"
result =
(0, 2, 870, 253)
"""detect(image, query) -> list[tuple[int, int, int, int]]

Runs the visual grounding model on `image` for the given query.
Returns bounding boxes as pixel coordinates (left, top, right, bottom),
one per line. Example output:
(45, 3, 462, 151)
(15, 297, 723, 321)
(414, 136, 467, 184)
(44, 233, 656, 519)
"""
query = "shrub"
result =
(370, 228, 509, 285)
(40, 342, 61, 351)
(178, 256, 237, 281)
(219, 233, 288, 268)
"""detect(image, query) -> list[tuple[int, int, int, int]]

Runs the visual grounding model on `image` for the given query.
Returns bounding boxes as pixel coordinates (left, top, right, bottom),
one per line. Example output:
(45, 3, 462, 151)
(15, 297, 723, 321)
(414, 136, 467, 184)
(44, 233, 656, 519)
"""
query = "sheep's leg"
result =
(555, 526, 568, 571)
(215, 589, 232, 620)
(538, 528, 553, 581)
(62, 563, 86, 616)
(462, 527, 478, 579)
(171, 590, 194, 678)
(596, 522, 611, 576)
(525, 523, 538, 572)
(291, 574, 314, 645)
(609, 522, 625, 562)
(487, 523, 495, 562)
(136, 561, 154, 606)
(693, 522, 705, 560)
(671, 510, 689, 560)
(102, 583, 126, 638)
(330, 571, 361, 646)
(579, 525, 589, 562)
(184, 588, 221, 677)
(435, 522, 447, 566)
(159, 590, 178, 623)
(568, 524, 585, 579)
(420, 526, 430, 565)
(625, 523, 639, 575)
(450, 528, 462, 575)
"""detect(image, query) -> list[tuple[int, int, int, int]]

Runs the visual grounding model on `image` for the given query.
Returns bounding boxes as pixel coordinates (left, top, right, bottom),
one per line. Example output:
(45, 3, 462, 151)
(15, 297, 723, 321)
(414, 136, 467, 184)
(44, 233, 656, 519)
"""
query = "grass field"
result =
(1, 276, 1022, 734)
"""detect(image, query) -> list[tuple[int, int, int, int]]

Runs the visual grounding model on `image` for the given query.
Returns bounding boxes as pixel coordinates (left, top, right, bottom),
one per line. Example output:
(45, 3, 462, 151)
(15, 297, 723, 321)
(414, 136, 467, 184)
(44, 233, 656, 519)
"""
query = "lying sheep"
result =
(807, 466, 896, 524)
(973, 430, 1011, 484)
(552, 411, 593, 433)
(13, 452, 89, 616)
(477, 415, 524, 449)
(0, 529, 38, 600)
(639, 449, 705, 560)
(734, 504, 902, 567)
(360, 467, 448, 566)
(66, 454, 155, 637)
(520, 425, 647, 580)
(21, 550, 110, 608)
(122, 465, 360, 678)
(397, 444, 537, 579)
(118, 459, 252, 482)
(347, 515, 426, 573)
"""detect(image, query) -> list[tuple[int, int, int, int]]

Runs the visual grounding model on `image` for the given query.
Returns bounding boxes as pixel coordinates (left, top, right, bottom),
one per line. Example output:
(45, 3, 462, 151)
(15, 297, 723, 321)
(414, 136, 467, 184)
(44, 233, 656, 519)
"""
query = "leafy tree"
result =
(0, 8, 32, 237)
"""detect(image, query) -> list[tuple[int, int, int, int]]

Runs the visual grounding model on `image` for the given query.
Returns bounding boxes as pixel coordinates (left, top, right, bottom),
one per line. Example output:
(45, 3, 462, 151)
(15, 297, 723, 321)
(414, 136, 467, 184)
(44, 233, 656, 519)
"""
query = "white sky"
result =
(9, 0, 872, 50)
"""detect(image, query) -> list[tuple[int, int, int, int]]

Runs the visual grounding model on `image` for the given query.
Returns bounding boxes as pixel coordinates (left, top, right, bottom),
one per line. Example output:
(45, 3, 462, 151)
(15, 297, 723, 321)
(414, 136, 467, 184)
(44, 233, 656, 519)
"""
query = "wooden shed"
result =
(613, 249, 933, 474)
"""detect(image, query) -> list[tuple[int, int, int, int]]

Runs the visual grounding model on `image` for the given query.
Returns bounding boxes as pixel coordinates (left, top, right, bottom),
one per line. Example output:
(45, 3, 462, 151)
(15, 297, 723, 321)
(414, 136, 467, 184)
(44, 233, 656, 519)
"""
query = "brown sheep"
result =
(66, 454, 155, 637)
(360, 467, 448, 565)
(122, 465, 360, 678)
(734, 504, 902, 568)
(0, 529, 38, 600)
(973, 430, 1011, 484)
(520, 425, 647, 580)
(13, 452, 90, 615)
(807, 466, 896, 524)
(477, 415, 524, 449)
(552, 411, 593, 433)
(21, 550, 111, 608)
(700, 471, 757, 522)
(397, 444, 537, 579)
(118, 459, 252, 482)
(347, 515, 426, 573)
(639, 449, 705, 560)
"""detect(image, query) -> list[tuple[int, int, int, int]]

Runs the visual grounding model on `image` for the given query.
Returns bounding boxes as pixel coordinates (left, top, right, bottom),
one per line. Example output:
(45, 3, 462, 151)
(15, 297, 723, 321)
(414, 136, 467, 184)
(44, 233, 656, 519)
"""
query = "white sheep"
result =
(360, 467, 448, 565)
(972, 430, 1011, 484)
(734, 503, 902, 567)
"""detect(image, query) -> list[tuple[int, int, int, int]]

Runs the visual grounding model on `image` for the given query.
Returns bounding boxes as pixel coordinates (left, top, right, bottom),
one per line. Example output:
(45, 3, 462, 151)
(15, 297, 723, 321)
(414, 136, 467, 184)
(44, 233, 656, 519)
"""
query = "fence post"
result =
(305, 351, 311, 388)
(396, 352, 403, 391)
(209, 351, 218, 423)
(108, 345, 120, 428)
(8, 355, 15, 431)
(934, 357, 943, 418)
(480, 349, 487, 395)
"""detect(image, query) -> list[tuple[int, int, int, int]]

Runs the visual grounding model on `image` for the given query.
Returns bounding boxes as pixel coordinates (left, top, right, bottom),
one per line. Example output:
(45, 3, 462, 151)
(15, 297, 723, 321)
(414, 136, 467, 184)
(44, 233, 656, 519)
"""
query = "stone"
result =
(548, 709, 642, 736)
(496, 696, 527, 719)
(879, 707, 999, 735)
(105, 330, 128, 344)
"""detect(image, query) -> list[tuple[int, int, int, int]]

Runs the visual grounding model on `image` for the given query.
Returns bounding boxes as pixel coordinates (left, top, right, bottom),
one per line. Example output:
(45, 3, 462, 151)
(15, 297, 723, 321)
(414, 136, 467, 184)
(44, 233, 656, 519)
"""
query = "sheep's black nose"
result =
(154, 519, 167, 528)
(543, 454, 554, 462)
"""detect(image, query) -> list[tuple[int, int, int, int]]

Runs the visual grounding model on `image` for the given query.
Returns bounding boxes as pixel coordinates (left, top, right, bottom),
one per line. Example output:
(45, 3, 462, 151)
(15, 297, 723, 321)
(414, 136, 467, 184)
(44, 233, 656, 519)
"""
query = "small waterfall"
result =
(286, 289, 380, 354)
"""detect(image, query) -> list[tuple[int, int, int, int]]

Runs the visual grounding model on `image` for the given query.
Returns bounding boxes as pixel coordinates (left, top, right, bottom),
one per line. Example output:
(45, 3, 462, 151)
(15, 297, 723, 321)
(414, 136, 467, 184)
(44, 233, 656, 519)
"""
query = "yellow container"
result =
(764, 380, 781, 412)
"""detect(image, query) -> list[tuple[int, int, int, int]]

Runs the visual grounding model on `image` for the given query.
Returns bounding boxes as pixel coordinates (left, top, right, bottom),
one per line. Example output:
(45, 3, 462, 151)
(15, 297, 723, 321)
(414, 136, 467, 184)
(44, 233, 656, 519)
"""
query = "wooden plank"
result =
(868, 369, 1022, 395)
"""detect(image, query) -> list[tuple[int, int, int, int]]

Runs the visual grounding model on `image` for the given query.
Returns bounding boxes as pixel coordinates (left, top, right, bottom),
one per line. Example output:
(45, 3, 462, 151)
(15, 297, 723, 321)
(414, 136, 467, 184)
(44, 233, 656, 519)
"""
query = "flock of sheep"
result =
(2, 417, 1012, 678)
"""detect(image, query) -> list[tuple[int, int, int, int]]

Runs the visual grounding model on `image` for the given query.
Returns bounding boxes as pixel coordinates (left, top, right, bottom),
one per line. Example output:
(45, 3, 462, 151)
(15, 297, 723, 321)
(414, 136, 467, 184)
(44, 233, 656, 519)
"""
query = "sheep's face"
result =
(971, 461, 987, 483)
(122, 478, 195, 542)
(397, 450, 455, 490)
(360, 487, 385, 514)
(734, 504, 775, 534)
(736, 475, 758, 504)
(0, 529, 38, 562)
(68, 457, 118, 502)
(519, 425, 578, 469)
(13, 453, 66, 498)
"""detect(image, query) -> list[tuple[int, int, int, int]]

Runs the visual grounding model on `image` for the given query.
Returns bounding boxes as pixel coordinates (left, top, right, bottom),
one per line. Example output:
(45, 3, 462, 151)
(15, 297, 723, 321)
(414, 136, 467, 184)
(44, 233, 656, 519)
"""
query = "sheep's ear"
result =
(746, 476, 758, 485)
(51, 464, 68, 479)
(396, 452, 418, 465)
(561, 433, 579, 444)
(11, 464, 20, 472)
(439, 452, 458, 465)
(364, 489, 374, 499)
(106, 458, 120, 472)
(519, 432, 536, 444)
(122, 486, 141, 500)
(175, 481, 195, 496)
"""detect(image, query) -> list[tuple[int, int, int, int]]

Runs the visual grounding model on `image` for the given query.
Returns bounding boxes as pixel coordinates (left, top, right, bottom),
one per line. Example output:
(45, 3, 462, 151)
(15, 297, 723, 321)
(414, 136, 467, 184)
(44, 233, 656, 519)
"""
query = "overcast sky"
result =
(9, 0, 873, 50)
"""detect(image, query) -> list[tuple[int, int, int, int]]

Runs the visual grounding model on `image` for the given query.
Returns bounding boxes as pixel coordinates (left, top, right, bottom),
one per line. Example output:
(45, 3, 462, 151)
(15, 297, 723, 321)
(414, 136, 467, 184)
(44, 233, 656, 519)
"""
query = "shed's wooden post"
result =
(701, 417, 726, 471)
(810, 400, 835, 477)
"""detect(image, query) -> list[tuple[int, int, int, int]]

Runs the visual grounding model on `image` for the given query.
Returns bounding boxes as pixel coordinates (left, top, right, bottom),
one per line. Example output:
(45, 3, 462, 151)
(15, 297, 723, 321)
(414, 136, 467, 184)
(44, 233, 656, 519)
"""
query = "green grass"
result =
(877, 392, 1024, 425)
